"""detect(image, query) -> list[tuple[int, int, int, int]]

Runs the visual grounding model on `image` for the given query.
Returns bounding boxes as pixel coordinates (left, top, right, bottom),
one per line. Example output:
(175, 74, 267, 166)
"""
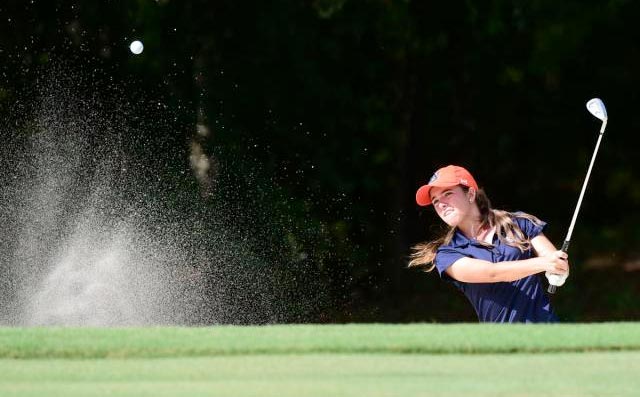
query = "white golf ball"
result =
(129, 40, 144, 55)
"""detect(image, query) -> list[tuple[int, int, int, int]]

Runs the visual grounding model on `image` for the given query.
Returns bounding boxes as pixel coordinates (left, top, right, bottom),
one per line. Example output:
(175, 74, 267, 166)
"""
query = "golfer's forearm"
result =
(448, 257, 548, 283)
(489, 257, 548, 282)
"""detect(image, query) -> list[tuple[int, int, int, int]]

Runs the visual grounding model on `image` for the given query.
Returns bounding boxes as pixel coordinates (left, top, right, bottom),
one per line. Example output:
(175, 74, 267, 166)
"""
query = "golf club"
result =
(547, 98, 608, 294)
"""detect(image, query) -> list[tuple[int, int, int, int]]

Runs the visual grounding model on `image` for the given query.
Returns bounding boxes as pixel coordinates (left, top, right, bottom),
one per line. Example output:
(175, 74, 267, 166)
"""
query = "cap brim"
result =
(416, 181, 461, 206)
(416, 185, 433, 206)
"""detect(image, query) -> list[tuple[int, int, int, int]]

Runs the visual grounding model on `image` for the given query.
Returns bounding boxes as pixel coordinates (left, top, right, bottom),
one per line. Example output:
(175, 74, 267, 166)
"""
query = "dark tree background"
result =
(1, 0, 639, 322)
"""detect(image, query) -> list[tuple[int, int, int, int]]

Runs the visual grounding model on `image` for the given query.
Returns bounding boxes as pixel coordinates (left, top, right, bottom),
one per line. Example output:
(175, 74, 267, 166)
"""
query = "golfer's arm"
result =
(445, 234, 560, 283)
(445, 256, 550, 283)
(530, 233, 558, 257)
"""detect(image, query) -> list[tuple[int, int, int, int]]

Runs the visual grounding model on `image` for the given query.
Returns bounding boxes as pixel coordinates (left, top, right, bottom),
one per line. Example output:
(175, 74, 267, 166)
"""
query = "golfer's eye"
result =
(440, 191, 452, 200)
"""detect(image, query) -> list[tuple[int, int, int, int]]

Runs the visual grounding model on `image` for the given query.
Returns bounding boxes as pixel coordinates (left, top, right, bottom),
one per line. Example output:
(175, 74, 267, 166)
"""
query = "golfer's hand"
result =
(544, 250, 569, 275)
(544, 250, 569, 287)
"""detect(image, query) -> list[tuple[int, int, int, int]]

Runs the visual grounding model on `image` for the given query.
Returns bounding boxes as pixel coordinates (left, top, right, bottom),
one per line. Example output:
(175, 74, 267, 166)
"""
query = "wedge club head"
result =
(586, 98, 608, 133)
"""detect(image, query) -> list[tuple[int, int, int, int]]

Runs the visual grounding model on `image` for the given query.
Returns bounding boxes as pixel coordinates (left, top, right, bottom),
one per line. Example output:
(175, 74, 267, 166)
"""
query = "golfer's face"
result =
(429, 186, 471, 227)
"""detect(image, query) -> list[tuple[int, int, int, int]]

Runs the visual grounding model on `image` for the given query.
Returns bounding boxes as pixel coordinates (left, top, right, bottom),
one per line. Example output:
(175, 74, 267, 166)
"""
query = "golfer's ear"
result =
(468, 187, 476, 202)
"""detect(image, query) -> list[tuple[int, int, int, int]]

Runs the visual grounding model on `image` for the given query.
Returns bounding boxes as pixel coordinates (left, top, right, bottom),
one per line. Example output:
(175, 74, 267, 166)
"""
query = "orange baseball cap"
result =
(416, 165, 479, 206)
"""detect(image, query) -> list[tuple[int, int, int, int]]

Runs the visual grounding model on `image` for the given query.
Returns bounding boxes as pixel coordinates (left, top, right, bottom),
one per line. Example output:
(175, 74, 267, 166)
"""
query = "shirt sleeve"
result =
(434, 247, 466, 279)
(513, 213, 547, 239)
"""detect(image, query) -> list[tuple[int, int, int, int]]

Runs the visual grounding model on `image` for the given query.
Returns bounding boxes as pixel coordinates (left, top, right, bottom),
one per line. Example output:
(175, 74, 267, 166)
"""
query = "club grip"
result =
(547, 240, 570, 294)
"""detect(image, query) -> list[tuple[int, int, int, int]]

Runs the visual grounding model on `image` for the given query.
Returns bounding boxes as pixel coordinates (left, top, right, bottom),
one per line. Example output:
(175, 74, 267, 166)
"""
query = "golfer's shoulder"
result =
(510, 211, 547, 236)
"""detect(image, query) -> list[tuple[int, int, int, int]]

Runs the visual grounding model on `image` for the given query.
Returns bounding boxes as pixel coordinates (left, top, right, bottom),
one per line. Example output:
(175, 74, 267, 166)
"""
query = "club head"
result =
(586, 98, 608, 121)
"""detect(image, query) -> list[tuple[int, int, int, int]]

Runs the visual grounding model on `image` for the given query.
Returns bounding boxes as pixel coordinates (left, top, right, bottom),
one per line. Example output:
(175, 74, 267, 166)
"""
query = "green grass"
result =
(0, 323, 639, 396)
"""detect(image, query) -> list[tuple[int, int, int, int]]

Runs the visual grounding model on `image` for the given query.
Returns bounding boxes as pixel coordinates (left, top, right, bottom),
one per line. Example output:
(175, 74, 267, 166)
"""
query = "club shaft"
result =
(550, 122, 607, 295)
(564, 130, 605, 243)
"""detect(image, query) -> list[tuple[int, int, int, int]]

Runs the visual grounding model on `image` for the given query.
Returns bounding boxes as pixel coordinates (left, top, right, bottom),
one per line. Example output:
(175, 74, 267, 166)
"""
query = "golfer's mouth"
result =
(443, 208, 454, 217)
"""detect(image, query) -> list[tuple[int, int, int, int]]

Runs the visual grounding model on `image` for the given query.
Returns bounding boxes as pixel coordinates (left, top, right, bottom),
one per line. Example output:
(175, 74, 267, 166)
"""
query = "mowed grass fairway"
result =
(0, 323, 639, 397)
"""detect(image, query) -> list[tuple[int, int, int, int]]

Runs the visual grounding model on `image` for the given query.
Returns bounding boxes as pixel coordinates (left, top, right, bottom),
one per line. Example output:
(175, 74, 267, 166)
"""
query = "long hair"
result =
(408, 187, 543, 272)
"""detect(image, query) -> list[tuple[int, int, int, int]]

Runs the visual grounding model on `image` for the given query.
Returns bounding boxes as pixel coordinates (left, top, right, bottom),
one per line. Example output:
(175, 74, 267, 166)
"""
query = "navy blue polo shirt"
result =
(434, 215, 558, 323)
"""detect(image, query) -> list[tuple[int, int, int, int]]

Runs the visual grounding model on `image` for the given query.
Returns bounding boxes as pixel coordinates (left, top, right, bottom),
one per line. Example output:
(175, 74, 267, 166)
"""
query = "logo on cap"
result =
(429, 172, 439, 184)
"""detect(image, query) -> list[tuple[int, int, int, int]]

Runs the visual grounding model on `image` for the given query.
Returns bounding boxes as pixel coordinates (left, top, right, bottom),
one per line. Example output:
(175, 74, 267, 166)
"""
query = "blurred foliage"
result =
(0, 0, 639, 322)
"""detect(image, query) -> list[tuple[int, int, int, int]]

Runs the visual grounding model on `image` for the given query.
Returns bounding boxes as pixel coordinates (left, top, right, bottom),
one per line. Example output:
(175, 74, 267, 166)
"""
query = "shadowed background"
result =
(0, 0, 638, 323)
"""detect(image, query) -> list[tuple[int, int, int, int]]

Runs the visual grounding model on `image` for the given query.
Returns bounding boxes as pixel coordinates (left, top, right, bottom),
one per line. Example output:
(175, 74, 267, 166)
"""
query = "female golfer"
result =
(410, 165, 569, 323)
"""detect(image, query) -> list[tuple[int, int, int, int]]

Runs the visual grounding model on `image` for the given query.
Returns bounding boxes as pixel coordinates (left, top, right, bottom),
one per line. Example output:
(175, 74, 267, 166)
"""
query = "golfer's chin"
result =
(440, 211, 461, 228)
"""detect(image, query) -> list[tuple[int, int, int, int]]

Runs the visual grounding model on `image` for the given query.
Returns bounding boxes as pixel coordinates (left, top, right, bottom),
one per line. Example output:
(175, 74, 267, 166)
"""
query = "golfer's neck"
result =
(457, 207, 483, 240)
